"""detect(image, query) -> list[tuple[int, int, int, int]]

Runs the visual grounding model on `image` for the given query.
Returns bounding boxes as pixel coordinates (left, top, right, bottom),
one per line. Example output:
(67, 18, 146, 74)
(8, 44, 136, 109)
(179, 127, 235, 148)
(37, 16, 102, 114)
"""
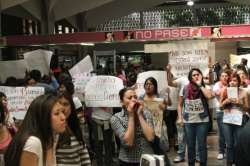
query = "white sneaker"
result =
(173, 156, 185, 163)
(217, 153, 224, 160)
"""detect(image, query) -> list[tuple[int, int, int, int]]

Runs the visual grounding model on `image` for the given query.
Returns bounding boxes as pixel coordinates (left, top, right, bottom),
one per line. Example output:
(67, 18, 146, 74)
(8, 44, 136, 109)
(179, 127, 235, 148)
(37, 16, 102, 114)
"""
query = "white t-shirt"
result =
(23, 136, 43, 166)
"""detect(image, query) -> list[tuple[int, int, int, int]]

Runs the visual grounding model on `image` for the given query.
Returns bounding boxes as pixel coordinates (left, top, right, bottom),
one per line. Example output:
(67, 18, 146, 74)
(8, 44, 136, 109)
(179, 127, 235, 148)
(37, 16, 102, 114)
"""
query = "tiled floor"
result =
(168, 134, 226, 166)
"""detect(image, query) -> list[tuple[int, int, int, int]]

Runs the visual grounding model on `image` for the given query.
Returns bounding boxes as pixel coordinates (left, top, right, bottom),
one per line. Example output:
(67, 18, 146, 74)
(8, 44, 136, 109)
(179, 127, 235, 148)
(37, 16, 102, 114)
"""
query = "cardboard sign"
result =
(169, 40, 209, 77)
(69, 55, 93, 77)
(84, 76, 124, 107)
(0, 86, 45, 119)
(24, 49, 53, 75)
(136, 71, 168, 97)
(143, 100, 164, 137)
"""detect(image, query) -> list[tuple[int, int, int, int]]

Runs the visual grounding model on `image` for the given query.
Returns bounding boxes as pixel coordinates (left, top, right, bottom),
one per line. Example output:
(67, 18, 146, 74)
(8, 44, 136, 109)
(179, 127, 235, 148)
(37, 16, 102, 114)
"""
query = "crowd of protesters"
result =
(0, 57, 250, 166)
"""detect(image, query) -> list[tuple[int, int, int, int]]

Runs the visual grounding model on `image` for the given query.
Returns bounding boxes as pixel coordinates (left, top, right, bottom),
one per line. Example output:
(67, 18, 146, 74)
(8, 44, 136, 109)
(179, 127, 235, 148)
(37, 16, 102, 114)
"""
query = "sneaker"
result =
(173, 156, 185, 163)
(217, 153, 224, 160)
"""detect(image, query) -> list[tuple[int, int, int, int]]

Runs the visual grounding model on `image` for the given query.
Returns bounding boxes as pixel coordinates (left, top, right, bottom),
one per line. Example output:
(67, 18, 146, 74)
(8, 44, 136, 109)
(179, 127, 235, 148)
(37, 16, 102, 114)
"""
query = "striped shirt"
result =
(56, 129, 91, 166)
(110, 109, 154, 163)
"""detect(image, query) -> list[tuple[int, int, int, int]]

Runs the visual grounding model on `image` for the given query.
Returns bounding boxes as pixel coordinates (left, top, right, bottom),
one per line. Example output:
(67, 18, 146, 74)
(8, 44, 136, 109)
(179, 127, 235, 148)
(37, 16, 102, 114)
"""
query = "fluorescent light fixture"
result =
(80, 42, 95, 46)
(187, 0, 194, 6)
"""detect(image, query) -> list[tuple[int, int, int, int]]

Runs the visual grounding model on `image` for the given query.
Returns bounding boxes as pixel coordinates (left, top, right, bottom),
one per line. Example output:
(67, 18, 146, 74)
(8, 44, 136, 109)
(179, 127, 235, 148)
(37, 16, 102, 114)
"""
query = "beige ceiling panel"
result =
(2, 0, 30, 10)
(21, 0, 42, 20)
(3, 5, 37, 20)
(227, 0, 250, 5)
(49, 0, 59, 12)
(53, 0, 113, 21)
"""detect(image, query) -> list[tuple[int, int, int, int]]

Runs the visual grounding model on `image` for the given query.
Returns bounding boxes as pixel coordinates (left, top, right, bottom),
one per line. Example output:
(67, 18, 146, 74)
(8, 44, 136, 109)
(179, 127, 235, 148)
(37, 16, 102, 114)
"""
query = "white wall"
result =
(214, 41, 237, 63)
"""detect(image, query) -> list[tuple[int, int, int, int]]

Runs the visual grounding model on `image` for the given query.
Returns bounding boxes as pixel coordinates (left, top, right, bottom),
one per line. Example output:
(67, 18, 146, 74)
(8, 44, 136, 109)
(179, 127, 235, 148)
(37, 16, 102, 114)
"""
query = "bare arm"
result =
(165, 65, 178, 87)
(123, 114, 135, 147)
(20, 151, 38, 166)
(177, 96, 184, 126)
(200, 86, 213, 99)
(242, 93, 249, 113)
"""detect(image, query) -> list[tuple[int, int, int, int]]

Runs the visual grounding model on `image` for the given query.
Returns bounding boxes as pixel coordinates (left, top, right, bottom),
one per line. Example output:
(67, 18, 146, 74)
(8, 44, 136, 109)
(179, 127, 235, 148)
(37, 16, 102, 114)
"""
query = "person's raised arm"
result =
(165, 64, 178, 87)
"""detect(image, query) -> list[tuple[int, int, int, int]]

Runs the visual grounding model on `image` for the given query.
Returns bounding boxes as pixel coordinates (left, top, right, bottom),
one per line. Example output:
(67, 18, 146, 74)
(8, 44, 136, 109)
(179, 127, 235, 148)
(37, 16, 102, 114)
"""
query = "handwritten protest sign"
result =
(72, 73, 95, 101)
(169, 40, 209, 77)
(69, 55, 93, 77)
(223, 109, 243, 126)
(230, 54, 250, 68)
(24, 49, 53, 75)
(0, 60, 27, 82)
(143, 100, 164, 137)
(0, 86, 45, 119)
(84, 76, 124, 107)
(136, 71, 168, 97)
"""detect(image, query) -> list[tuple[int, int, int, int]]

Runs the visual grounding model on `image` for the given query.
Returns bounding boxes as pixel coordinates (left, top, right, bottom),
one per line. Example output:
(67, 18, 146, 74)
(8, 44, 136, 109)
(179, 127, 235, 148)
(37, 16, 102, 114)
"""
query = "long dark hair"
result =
(4, 94, 59, 166)
(57, 91, 84, 145)
(144, 77, 158, 95)
(188, 68, 205, 87)
(0, 92, 6, 123)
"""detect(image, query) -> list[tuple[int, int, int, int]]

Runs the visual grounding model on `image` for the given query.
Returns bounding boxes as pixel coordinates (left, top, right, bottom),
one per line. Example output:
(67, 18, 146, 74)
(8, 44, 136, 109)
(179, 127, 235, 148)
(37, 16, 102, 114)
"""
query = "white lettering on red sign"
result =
(135, 29, 191, 40)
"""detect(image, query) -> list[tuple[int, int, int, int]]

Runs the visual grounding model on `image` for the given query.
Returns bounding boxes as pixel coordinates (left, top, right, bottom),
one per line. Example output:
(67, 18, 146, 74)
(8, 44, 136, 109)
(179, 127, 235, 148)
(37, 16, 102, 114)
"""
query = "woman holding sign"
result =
(178, 68, 213, 166)
(110, 88, 155, 166)
(220, 73, 248, 166)
(140, 77, 171, 153)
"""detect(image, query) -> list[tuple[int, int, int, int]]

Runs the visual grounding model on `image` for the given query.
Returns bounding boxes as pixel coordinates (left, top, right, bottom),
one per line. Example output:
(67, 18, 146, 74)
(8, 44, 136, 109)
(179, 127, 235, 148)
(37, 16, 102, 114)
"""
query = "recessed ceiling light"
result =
(187, 0, 194, 6)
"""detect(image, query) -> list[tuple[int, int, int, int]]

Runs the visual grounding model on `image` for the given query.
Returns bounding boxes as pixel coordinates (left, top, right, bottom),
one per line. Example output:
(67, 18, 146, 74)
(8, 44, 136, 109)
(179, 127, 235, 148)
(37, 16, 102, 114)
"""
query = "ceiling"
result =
(1, 0, 249, 31)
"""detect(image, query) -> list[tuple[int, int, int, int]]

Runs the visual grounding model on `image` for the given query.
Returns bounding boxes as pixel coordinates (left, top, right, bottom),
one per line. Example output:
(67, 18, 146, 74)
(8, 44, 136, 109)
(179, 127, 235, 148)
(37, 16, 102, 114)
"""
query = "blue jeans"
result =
(177, 124, 186, 159)
(223, 123, 241, 163)
(216, 111, 225, 154)
(185, 122, 209, 166)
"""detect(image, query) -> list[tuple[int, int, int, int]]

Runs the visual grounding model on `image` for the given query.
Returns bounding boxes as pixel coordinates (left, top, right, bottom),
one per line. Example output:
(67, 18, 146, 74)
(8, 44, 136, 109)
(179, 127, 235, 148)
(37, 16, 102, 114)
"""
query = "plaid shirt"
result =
(110, 109, 154, 163)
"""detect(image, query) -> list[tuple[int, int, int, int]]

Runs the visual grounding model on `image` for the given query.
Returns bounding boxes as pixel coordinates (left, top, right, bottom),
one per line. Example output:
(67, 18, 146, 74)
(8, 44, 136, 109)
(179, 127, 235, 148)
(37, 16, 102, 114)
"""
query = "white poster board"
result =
(0, 86, 45, 119)
(69, 55, 93, 77)
(0, 60, 27, 82)
(169, 40, 209, 78)
(223, 109, 243, 126)
(230, 54, 250, 68)
(84, 76, 124, 107)
(24, 49, 53, 75)
(73, 73, 95, 101)
(136, 71, 167, 97)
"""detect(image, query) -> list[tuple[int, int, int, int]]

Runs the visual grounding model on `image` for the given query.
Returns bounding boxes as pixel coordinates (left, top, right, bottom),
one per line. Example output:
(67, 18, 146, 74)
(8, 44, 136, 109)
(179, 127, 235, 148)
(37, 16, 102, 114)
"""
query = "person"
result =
(237, 69, 250, 87)
(0, 92, 15, 165)
(140, 77, 170, 152)
(212, 70, 230, 160)
(110, 88, 154, 166)
(220, 73, 248, 166)
(240, 58, 249, 78)
(29, 70, 56, 94)
(178, 68, 213, 166)
(4, 94, 66, 166)
(56, 91, 91, 166)
(235, 120, 250, 166)
(165, 65, 189, 163)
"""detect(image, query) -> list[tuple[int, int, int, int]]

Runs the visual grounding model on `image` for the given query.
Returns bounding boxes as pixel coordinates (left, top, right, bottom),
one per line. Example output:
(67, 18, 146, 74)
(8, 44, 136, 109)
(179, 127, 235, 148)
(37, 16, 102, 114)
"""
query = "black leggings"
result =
(119, 160, 139, 166)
